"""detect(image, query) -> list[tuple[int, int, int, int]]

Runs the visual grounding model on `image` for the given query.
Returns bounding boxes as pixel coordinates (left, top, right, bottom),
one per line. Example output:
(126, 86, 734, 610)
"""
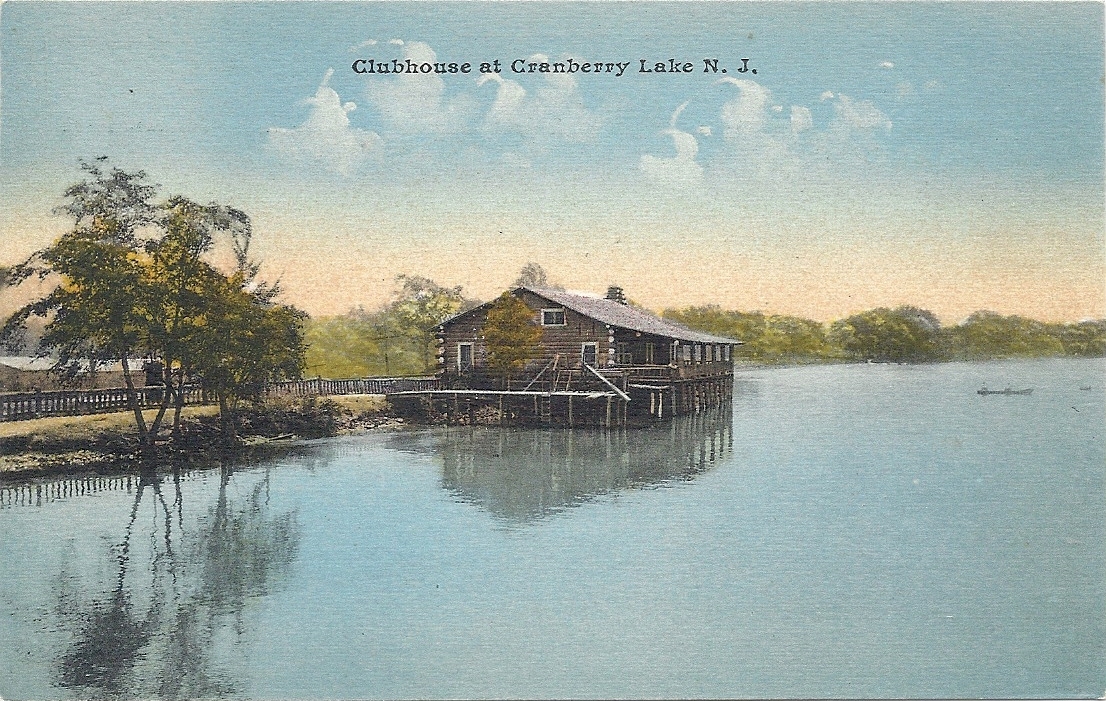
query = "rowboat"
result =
(977, 387, 1033, 396)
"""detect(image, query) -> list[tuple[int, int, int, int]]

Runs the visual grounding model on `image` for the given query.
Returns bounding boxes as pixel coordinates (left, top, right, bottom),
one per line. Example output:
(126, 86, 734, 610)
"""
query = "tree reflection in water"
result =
(394, 405, 734, 523)
(53, 465, 300, 699)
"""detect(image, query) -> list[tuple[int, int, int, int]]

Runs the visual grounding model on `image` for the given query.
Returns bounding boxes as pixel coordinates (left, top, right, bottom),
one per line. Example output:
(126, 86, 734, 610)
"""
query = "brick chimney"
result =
(606, 286, 627, 305)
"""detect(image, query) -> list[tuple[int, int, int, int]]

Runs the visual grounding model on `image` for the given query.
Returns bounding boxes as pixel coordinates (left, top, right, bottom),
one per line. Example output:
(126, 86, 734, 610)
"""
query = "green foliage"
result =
(1, 160, 306, 445)
(388, 275, 470, 372)
(1053, 319, 1106, 357)
(944, 311, 1065, 360)
(668, 302, 1104, 365)
(828, 306, 942, 362)
(303, 277, 477, 378)
(303, 313, 384, 378)
(483, 292, 543, 385)
(663, 305, 837, 363)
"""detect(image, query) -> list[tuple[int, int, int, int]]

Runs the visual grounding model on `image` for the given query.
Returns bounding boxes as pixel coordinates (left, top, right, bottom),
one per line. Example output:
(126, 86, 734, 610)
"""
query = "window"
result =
(693, 344, 702, 362)
(458, 343, 474, 372)
(581, 342, 598, 367)
(723, 345, 730, 361)
(615, 342, 633, 365)
(541, 308, 566, 326)
(645, 342, 655, 364)
(681, 345, 691, 362)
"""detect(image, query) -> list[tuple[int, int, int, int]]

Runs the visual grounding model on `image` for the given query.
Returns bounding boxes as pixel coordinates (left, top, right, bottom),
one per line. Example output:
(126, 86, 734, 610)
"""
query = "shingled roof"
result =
(439, 286, 741, 345)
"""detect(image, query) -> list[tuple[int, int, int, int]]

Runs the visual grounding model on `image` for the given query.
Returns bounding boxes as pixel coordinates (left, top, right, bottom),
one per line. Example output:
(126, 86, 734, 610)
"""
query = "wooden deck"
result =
(394, 362, 734, 427)
(387, 388, 631, 427)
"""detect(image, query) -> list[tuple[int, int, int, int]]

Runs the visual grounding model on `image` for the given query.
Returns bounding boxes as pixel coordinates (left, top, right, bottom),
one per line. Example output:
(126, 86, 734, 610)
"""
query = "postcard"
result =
(0, 2, 1103, 699)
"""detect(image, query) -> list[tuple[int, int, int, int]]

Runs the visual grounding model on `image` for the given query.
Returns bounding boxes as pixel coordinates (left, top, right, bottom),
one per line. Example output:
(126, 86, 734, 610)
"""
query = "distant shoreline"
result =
(3, 356, 1102, 483)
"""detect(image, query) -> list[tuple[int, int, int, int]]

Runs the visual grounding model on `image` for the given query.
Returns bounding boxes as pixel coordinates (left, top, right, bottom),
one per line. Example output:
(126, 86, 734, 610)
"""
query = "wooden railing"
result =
(0, 376, 439, 422)
(0, 385, 210, 422)
(268, 376, 438, 397)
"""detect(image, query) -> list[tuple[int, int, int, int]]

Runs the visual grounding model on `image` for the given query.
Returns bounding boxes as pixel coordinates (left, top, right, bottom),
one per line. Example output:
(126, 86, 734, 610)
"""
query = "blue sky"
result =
(1, 2, 1103, 321)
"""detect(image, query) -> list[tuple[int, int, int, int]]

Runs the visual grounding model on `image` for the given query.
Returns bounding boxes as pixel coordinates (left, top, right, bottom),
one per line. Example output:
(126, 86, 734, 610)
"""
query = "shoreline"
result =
(0, 395, 401, 484)
(4, 356, 1102, 483)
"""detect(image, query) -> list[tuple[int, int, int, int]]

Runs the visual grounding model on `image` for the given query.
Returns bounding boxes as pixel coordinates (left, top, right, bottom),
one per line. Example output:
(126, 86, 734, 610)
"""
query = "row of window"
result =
(681, 343, 730, 363)
(457, 341, 599, 371)
(455, 340, 728, 371)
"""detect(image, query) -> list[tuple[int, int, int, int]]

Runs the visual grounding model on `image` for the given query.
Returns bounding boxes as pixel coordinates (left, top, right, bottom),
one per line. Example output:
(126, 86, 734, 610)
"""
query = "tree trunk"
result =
(218, 392, 237, 448)
(170, 382, 185, 439)
(147, 362, 175, 442)
(119, 356, 150, 445)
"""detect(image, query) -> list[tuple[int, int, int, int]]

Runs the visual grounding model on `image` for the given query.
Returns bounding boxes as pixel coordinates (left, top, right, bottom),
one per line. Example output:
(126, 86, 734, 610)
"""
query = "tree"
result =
(194, 278, 307, 443)
(828, 306, 942, 362)
(945, 311, 1064, 360)
(483, 292, 542, 388)
(303, 311, 385, 378)
(1054, 319, 1106, 357)
(2, 159, 160, 440)
(513, 262, 562, 289)
(386, 275, 472, 373)
(1, 160, 306, 447)
(663, 305, 837, 363)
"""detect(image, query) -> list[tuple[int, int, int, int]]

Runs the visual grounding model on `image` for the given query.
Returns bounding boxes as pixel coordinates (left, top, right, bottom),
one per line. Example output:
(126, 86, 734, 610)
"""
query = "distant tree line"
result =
(663, 305, 1106, 364)
(307, 268, 1105, 379)
(303, 263, 556, 378)
(303, 275, 478, 378)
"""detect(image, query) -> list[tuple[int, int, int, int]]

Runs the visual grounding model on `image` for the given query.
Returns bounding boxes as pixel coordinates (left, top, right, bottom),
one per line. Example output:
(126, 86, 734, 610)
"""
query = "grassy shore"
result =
(0, 394, 397, 481)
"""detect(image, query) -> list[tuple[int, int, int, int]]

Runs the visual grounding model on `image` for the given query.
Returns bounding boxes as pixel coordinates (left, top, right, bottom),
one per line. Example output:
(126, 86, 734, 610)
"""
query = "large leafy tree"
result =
(386, 275, 471, 373)
(1, 160, 305, 447)
(483, 292, 542, 388)
(2, 160, 159, 437)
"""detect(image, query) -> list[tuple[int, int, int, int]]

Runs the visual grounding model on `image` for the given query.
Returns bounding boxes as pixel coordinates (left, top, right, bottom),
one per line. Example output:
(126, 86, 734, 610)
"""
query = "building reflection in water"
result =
(40, 465, 301, 700)
(415, 405, 734, 523)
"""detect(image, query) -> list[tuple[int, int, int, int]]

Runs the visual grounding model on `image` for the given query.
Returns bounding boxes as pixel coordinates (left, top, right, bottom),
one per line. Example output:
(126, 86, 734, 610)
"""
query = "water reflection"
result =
(414, 405, 733, 523)
(42, 466, 300, 699)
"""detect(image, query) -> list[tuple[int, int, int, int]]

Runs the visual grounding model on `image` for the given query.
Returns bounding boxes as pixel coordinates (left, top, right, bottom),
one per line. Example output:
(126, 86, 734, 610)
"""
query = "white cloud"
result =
(834, 95, 892, 132)
(717, 78, 770, 138)
(669, 100, 690, 128)
(880, 61, 895, 69)
(791, 105, 813, 133)
(819, 90, 835, 102)
(640, 102, 702, 186)
(477, 55, 605, 145)
(349, 39, 378, 52)
(641, 129, 703, 186)
(697, 125, 713, 137)
(364, 41, 475, 134)
(267, 69, 381, 176)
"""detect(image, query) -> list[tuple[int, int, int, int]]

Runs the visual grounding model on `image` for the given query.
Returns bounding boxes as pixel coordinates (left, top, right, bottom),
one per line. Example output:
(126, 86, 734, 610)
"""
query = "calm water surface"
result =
(1, 358, 1103, 699)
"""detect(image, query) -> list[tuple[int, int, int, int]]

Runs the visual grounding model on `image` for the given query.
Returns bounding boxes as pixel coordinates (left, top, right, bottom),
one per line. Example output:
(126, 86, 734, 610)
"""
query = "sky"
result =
(1, 1, 1103, 323)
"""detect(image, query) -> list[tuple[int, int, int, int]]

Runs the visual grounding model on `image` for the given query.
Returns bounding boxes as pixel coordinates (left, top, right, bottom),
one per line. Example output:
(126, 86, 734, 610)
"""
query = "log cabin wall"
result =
(438, 289, 615, 379)
(436, 287, 740, 391)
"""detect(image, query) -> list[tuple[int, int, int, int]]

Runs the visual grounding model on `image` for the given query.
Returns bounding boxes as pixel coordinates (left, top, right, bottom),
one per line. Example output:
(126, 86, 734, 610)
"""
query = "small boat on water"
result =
(977, 386, 1033, 396)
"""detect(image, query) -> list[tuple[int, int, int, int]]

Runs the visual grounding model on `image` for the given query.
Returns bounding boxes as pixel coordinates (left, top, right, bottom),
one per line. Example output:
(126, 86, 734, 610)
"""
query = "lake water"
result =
(1, 358, 1103, 699)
